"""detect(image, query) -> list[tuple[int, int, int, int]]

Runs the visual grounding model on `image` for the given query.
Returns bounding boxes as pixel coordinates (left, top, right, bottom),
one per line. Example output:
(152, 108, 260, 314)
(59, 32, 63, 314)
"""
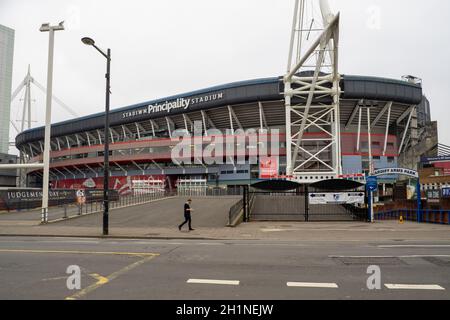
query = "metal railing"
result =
(178, 187, 244, 197)
(228, 198, 244, 226)
(49, 191, 174, 222)
(375, 209, 450, 225)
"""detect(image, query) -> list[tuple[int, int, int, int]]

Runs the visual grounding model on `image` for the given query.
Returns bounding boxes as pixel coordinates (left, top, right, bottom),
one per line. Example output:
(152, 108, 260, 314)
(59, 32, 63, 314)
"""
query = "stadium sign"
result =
(122, 92, 225, 119)
(373, 168, 418, 178)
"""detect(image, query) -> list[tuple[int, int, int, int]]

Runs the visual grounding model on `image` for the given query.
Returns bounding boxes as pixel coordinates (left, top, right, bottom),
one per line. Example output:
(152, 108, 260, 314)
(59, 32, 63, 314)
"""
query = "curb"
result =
(0, 233, 230, 241)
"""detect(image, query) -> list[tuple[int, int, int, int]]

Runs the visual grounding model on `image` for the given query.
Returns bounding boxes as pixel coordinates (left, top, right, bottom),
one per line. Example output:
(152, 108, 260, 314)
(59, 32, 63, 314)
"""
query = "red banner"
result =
(259, 156, 279, 179)
(52, 175, 169, 195)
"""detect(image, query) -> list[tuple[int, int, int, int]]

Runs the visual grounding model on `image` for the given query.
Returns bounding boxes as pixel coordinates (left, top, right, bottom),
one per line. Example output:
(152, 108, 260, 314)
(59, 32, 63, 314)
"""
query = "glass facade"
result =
(0, 24, 15, 154)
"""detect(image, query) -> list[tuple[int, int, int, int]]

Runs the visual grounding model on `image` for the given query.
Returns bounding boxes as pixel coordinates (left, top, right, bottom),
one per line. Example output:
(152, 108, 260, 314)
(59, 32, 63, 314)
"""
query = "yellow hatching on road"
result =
(0, 248, 160, 300)
(65, 254, 158, 300)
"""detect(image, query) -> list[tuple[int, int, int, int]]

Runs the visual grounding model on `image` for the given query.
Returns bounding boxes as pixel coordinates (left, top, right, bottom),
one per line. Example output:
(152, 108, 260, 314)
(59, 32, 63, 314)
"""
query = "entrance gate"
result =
(244, 180, 367, 222)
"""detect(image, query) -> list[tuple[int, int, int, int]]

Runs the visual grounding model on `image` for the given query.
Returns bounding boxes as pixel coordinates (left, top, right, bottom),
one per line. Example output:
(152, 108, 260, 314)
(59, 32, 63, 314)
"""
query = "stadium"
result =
(12, 0, 429, 199)
(15, 74, 423, 194)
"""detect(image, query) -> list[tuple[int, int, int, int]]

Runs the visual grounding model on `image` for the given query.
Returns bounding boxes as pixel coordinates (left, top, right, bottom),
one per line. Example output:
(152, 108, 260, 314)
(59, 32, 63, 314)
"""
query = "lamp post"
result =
(40, 22, 64, 224)
(81, 37, 111, 235)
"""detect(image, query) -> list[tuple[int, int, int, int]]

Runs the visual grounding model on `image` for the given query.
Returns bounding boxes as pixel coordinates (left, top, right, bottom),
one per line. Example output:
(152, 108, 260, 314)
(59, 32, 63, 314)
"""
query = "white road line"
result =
(385, 284, 445, 291)
(187, 279, 240, 286)
(330, 255, 450, 258)
(378, 245, 450, 248)
(287, 282, 339, 289)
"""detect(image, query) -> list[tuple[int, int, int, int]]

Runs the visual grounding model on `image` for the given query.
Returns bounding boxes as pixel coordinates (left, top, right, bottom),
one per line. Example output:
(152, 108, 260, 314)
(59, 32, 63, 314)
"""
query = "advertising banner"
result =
(0, 189, 76, 211)
(309, 192, 365, 205)
(52, 175, 167, 195)
(0, 188, 119, 211)
(259, 157, 279, 179)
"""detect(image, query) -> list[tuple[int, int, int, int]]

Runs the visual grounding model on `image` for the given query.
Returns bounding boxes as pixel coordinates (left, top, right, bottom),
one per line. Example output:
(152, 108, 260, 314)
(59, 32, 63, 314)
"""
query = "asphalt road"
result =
(0, 236, 449, 300)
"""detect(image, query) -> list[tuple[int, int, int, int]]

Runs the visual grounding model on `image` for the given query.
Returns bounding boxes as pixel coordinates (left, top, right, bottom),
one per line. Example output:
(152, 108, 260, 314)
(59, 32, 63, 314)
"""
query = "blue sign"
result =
(421, 156, 450, 164)
(443, 188, 450, 198)
(366, 176, 378, 192)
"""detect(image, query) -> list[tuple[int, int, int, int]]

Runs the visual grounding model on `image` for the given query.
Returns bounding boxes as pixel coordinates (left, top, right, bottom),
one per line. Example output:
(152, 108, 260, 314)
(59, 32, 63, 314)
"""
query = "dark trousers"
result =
(179, 214, 192, 230)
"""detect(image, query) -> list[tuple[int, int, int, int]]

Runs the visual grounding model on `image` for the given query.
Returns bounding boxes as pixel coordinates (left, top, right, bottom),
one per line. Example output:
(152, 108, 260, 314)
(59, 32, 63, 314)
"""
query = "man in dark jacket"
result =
(178, 198, 194, 231)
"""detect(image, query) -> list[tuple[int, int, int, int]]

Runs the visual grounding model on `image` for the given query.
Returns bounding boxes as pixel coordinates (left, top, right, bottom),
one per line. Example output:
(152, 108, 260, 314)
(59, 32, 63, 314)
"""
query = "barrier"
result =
(375, 209, 450, 225)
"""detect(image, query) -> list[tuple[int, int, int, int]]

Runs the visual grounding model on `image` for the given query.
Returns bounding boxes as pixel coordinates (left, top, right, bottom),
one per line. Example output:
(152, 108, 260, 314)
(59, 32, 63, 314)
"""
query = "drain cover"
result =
(333, 257, 406, 266)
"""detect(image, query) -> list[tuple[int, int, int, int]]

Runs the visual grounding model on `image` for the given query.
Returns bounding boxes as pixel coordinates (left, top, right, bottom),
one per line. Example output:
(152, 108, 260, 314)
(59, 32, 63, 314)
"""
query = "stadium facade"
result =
(15, 74, 424, 194)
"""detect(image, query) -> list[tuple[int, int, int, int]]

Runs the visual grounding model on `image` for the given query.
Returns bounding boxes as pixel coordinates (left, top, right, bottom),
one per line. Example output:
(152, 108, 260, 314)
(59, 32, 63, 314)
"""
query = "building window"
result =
(360, 142, 368, 151)
(387, 157, 395, 163)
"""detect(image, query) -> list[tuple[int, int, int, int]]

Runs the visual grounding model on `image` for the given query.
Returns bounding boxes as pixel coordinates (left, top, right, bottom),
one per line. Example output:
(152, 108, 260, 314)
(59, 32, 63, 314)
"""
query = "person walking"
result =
(179, 198, 194, 231)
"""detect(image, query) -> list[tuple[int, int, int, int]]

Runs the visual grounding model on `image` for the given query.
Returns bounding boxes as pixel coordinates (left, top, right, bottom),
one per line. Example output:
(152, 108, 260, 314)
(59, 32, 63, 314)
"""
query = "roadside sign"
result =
(443, 188, 450, 198)
(366, 176, 378, 192)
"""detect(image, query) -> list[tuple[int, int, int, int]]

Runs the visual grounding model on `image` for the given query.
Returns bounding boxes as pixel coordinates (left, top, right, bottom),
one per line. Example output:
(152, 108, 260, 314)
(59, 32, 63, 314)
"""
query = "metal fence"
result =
(375, 209, 450, 225)
(49, 191, 174, 222)
(178, 187, 244, 197)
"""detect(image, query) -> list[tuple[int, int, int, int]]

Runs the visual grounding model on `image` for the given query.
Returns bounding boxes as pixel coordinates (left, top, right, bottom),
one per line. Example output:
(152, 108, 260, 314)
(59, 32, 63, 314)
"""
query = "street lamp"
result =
(82, 37, 111, 236)
(40, 21, 65, 224)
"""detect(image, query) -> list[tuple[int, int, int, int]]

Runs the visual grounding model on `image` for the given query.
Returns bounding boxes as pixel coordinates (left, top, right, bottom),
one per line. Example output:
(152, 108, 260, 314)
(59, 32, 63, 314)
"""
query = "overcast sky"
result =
(1, 0, 450, 151)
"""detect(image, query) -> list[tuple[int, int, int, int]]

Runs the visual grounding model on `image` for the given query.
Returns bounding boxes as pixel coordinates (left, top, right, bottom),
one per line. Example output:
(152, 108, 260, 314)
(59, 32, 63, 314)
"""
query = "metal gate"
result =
(246, 190, 307, 221)
(244, 185, 367, 222)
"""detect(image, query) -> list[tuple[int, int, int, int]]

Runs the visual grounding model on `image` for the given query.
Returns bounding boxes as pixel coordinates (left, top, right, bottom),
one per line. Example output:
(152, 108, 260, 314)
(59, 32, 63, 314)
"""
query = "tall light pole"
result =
(40, 22, 64, 224)
(81, 37, 111, 236)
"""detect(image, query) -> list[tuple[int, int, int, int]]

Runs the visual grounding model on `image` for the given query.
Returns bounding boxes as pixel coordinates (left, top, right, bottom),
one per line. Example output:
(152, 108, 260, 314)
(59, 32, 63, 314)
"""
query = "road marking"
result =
(287, 282, 339, 289)
(42, 276, 68, 282)
(385, 284, 445, 290)
(378, 245, 450, 248)
(65, 254, 158, 300)
(0, 249, 159, 257)
(89, 273, 109, 285)
(330, 255, 450, 259)
(187, 279, 240, 286)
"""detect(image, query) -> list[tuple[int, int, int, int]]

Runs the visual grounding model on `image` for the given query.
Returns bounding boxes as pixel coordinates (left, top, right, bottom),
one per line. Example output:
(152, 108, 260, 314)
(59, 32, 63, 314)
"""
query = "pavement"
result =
(1, 196, 450, 242)
(0, 236, 449, 300)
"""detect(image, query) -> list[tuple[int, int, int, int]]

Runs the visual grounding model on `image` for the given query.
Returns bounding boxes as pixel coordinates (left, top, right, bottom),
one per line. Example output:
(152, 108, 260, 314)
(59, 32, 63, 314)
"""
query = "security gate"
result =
(244, 183, 367, 222)
(248, 190, 307, 221)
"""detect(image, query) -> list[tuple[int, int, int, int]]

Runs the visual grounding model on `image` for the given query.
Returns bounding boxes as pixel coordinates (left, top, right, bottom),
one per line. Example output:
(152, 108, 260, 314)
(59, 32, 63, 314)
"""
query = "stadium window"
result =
(373, 156, 381, 160)
(361, 142, 368, 149)
(388, 157, 395, 163)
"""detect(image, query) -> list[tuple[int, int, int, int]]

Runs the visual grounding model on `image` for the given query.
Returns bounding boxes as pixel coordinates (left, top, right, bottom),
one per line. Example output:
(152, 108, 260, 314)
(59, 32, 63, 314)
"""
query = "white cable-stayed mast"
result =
(10, 65, 78, 134)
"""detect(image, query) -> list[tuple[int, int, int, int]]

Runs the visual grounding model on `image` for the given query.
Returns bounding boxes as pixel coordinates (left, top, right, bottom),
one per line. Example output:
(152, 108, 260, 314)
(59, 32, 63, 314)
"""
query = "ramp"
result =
(55, 196, 241, 228)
